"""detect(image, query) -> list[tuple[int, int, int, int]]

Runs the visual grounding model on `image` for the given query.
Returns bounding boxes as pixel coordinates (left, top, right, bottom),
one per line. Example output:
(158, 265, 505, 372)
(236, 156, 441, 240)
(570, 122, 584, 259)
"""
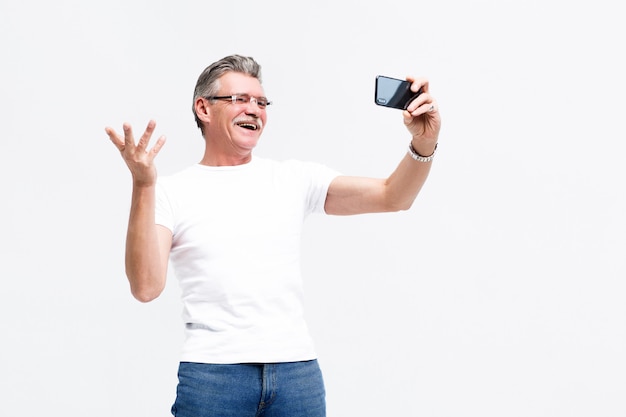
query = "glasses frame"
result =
(205, 94, 272, 109)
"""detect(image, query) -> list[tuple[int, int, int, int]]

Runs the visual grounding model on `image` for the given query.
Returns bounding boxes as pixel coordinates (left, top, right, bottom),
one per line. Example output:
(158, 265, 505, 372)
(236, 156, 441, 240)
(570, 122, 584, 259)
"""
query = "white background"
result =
(1, 0, 624, 416)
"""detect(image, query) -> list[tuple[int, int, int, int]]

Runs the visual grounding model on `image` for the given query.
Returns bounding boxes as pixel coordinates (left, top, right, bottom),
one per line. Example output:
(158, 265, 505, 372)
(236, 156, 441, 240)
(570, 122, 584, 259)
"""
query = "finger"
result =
(149, 135, 167, 157)
(105, 126, 125, 150)
(122, 122, 137, 150)
(406, 76, 429, 94)
(403, 99, 439, 126)
(405, 92, 432, 113)
(136, 119, 157, 152)
(411, 102, 438, 117)
(403, 109, 413, 125)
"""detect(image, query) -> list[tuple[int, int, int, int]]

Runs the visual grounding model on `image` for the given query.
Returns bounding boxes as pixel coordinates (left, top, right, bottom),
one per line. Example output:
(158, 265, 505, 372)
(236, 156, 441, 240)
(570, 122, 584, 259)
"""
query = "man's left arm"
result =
(324, 77, 441, 216)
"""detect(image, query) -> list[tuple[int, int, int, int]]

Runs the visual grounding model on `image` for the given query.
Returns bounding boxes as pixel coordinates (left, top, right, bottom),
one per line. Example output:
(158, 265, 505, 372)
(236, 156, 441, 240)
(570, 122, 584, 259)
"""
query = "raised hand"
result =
(402, 77, 441, 151)
(105, 120, 166, 187)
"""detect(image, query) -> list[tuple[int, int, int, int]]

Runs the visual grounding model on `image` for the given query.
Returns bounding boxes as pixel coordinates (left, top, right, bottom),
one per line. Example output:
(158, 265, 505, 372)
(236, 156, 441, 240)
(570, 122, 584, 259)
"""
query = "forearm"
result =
(384, 149, 434, 211)
(384, 137, 437, 210)
(125, 184, 167, 302)
(325, 139, 436, 215)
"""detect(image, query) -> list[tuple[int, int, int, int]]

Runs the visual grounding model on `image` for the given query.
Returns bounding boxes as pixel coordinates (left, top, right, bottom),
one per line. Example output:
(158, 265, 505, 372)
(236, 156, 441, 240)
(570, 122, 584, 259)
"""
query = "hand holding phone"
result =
(374, 75, 422, 110)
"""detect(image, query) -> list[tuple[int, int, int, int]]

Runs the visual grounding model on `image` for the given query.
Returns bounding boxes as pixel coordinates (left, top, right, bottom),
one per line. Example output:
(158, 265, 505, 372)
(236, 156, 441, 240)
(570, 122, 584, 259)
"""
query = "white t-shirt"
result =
(155, 156, 340, 364)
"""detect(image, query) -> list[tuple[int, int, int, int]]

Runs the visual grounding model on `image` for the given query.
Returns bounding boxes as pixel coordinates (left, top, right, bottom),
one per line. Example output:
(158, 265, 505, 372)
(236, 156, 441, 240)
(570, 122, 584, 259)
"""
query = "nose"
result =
(244, 98, 262, 116)
(248, 97, 265, 110)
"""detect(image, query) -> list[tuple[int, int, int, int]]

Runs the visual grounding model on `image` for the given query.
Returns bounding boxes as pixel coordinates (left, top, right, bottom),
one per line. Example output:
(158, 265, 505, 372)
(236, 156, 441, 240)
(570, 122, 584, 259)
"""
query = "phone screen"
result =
(375, 75, 421, 110)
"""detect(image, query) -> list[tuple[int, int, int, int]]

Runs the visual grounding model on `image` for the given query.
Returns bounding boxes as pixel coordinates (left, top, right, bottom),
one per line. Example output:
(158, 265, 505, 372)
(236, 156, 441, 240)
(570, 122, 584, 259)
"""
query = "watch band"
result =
(408, 142, 437, 162)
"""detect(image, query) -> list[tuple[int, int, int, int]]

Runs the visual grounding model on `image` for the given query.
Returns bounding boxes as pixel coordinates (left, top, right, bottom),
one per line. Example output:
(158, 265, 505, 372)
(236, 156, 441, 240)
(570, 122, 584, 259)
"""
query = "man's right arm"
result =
(125, 184, 172, 302)
(105, 120, 169, 302)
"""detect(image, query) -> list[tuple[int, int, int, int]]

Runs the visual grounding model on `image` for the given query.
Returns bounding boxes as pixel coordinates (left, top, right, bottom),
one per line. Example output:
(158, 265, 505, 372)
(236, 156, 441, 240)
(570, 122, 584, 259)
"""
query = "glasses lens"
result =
(225, 95, 269, 109)
(233, 95, 248, 105)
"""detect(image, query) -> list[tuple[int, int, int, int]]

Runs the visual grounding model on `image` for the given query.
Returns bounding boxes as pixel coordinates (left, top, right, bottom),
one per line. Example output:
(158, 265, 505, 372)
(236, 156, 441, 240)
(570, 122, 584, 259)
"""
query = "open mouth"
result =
(235, 121, 259, 131)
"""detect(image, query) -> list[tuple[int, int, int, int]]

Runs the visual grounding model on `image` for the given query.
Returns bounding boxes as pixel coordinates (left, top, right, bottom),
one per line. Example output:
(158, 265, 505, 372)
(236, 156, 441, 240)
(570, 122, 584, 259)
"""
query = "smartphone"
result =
(375, 75, 422, 110)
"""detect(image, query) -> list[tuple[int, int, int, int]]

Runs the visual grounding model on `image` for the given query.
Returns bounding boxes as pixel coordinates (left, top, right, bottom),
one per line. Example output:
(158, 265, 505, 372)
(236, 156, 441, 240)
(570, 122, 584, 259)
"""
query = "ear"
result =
(194, 97, 211, 125)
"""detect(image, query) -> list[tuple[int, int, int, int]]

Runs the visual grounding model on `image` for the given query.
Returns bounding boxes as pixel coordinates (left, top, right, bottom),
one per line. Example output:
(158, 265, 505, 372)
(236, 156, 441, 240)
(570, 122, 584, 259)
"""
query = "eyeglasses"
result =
(205, 94, 272, 109)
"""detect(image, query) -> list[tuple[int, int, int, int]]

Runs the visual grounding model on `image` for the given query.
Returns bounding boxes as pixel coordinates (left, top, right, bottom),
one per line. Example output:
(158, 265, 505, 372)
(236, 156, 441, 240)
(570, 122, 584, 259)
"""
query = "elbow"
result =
(401, 195, 419, 211)
(127, 274, 165, 303)
(383, 197, 415, 213)
(381, 182, 419, 212)
(397, 202, 414, 212)
(131, 286, 163, 303)
(132, 289, 161, 303)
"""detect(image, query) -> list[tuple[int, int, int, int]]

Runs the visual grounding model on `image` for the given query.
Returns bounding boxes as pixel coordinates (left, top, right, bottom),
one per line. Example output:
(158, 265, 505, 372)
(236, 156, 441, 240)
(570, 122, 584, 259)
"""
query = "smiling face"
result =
(196, 71, 269, 166)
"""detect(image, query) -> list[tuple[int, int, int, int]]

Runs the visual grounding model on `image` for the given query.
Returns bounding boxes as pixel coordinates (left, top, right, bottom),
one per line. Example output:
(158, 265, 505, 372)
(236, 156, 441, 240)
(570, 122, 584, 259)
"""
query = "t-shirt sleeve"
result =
(302, 161, 341, 215)
(155, 180, 174, 232)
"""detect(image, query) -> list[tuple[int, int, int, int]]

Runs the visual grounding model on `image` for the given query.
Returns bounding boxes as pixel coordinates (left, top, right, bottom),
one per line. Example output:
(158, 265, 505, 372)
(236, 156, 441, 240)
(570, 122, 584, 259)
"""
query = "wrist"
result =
(407, 141, 438, 162)
(132, 177, 157, 189)
(410, 137, 438, 156)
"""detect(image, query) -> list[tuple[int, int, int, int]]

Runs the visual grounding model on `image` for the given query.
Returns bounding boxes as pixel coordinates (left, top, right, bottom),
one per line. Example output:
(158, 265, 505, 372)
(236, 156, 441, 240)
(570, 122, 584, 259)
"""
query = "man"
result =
(105, 54, 440, 417)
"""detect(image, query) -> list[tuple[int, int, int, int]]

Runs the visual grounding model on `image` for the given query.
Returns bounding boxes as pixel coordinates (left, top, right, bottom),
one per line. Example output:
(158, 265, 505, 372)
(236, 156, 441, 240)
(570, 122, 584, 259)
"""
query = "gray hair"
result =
(192, 54, 263, 132)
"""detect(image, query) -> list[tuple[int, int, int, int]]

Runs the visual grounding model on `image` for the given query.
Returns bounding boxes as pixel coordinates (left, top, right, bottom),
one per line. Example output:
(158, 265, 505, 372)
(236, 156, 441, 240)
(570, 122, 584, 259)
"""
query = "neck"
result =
(199, 153, 252, 167)
(200, 141, 253, 167)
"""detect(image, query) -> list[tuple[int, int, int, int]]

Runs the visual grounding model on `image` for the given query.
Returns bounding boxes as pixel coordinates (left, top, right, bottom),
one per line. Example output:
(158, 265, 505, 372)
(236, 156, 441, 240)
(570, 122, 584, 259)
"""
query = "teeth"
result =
(238, 123, 257, 130)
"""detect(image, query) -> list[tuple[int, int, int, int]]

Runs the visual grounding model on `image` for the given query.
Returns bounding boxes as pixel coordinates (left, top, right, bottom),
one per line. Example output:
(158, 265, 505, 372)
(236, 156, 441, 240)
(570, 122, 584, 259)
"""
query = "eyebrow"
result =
(233, 93, 268, 99)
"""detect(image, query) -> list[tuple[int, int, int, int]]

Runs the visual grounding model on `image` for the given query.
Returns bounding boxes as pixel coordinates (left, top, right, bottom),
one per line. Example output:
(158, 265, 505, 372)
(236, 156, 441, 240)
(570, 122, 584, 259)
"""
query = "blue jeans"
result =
(171, 360, 326, 417)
